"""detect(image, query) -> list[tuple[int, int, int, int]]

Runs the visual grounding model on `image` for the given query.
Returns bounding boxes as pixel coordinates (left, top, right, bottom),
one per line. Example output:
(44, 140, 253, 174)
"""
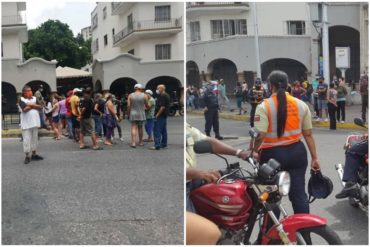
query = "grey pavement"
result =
(188, 115, 368, 245)
(2, 116, 184, 245)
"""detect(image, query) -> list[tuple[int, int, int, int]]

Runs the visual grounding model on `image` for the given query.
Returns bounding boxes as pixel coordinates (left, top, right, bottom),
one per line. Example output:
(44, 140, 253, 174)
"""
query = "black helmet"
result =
(308, 169, 333, 203)
(255, 78, 262, 86)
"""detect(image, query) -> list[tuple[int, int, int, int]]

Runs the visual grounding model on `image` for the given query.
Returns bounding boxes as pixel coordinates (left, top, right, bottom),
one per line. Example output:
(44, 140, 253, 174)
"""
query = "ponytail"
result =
(267, 70, 289, 138)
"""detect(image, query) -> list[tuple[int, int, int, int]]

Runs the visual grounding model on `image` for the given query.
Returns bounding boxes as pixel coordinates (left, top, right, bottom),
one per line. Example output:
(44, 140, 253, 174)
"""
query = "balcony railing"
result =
(113, 17, 182, 45)
(186, 2, 249, 8)
(2, 14, 26, 26)
(111, 2, 123, 12)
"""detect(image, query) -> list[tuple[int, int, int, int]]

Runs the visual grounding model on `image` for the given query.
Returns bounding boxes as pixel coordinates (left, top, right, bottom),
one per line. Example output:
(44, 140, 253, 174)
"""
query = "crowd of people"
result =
(187, 74, 368, 136)
(18, 83, 172, 164)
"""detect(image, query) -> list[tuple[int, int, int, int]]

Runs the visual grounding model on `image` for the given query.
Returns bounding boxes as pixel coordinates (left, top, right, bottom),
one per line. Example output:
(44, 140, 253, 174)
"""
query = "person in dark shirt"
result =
(150, 84, 170, 150)
(79, 88, 102, 150)
(93, 93, 104, 139)
(203, 82, 223, 140)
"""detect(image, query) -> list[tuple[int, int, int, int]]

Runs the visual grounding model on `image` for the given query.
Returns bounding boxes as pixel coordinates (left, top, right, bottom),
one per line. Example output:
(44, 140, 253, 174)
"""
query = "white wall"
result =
(2, 34, 22, 59)
(2, 2, 18, 17)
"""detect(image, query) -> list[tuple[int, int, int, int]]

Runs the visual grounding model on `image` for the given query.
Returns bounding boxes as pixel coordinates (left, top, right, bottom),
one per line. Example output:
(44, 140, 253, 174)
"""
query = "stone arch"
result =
(26, 80, 52, 100)
(329, 25, 360, 82)
(207, 58, 238, 94)
(146, 76, 182, 101)
(109, 77, 138, 98)
(186, 60, 201, 88)
(261, 58, 308, 82)
(2, 81, 18, 114)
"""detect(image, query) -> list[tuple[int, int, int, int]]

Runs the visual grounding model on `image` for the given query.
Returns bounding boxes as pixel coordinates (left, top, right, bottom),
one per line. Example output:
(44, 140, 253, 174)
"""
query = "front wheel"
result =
(269, 225, 342, 245)
(179, 107, 184, 116)
(168, 107, 176, 117)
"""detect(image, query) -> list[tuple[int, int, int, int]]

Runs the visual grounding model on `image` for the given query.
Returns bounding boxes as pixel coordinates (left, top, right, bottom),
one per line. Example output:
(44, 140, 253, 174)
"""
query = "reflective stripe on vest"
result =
(261, 94, 305, 149)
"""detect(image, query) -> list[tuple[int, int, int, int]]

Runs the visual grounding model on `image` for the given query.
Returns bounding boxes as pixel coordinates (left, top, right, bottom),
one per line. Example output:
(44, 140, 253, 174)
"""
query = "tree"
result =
(23, 20, 91, 68)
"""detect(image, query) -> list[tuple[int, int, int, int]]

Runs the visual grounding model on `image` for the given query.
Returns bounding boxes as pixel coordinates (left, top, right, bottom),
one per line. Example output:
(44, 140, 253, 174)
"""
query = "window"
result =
(127, 14, 133, 31)
(190, 21, 200, 41)
(91, 14, 98, 30)
(287, 21, 305, 35)
(155, 5, 171, 22)
(103, 7, 107, 19)
(104, 35, 108, 46)
(128, 49, 134, 55)
(211, 20, 223, 39)
(211, 19, 247, 39)
(155, 44, 171, 60)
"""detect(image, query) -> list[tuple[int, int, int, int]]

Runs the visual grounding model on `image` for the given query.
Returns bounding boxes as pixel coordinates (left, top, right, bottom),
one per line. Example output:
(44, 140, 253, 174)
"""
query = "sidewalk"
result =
(187, 98, 367, 130)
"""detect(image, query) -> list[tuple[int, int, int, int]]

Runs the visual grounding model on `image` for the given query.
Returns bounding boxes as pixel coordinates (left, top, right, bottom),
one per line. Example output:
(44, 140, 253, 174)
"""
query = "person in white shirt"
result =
(18, 85, 44, 164)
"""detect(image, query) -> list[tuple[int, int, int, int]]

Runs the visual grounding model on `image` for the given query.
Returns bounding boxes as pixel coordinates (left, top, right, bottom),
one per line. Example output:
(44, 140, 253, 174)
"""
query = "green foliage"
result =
(23, 20, 91, 68)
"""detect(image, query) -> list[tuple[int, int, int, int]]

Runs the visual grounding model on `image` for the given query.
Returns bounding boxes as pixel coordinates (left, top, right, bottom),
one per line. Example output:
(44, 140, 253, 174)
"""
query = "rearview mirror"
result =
(194, 140, 213, 154)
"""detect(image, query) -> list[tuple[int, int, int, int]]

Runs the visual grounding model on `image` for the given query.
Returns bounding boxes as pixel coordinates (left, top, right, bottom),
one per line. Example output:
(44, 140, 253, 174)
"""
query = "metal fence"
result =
(113, 17, 182, 45)
(186, 2, 249, 8)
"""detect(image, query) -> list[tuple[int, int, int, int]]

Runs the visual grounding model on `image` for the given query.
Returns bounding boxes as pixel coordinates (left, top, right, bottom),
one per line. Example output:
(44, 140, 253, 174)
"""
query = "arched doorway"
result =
(109, 77, 137, 97)
(146, 76, 182, 101)
(329, 26, 360, 83)
(207, 59, 238, 94)
(95, 80, 102, 93)
(26, 80, 51, 99)
(261, 58, 308, 82)
(2, 82, 17, 114)
(186, 61, 201, 88)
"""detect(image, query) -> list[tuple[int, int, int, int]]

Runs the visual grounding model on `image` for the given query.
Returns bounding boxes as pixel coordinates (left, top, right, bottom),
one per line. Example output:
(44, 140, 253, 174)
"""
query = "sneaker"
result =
(149, 146, 160, 150)
(31, 154, 44, 160)
(315, 118, 321, 122)
(120, 137, 124, 141)
(335, 182, 358, 199)
(341, 121, 345, 124)
(324, 118, 328, 122)
(24, 156, 31, 164)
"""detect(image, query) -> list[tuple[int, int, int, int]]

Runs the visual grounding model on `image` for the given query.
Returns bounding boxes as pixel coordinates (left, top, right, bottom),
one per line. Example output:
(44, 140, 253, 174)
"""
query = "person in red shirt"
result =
(65, 90, 74, 139)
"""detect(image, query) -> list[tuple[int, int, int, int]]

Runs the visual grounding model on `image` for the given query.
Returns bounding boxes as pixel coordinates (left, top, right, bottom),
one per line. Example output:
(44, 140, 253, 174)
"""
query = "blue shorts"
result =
(317, 99, 328, 110)
(52, 115, 60, 123)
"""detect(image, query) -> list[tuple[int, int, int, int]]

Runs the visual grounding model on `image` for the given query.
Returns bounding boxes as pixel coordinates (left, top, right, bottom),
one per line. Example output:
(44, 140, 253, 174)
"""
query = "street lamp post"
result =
(252, 2, 261, 79)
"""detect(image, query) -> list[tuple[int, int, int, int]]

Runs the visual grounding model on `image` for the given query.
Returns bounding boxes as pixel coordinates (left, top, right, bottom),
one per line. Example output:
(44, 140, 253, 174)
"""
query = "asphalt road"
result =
(188, 114, 368, 245)
(2, 116, 184, 245)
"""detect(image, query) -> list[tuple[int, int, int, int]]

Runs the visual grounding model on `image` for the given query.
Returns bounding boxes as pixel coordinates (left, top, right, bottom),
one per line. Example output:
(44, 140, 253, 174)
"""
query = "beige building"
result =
(2, 2, 57, 113)
(81, 26, 92, 41)
(90, 2, 184, 100)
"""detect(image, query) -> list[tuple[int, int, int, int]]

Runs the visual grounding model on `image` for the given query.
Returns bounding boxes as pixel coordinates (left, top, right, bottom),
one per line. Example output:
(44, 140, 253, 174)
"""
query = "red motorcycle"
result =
(190, 129, 342, 245)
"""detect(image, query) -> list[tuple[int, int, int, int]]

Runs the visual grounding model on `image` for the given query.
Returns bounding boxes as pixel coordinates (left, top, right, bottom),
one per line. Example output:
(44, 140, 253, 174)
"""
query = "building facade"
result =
(186, 2, 368, 93)
(2, 2, 57, 113)
(81, 26, 92, 41)
(91, 2, 184, 100)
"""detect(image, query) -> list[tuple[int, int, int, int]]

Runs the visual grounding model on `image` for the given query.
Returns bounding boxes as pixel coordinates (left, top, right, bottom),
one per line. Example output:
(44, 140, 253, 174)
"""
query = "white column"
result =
(322, 3, 330, 83)
(252, 2, 261, 79)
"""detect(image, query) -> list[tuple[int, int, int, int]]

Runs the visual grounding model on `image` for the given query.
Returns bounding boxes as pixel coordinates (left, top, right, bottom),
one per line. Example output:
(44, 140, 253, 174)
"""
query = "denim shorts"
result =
(52, 115, 60, 123)
(317, 99, 328, 110)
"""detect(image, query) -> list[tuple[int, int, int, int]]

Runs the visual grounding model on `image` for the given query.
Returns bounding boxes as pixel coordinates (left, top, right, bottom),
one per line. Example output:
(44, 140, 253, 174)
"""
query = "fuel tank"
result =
(190, 179, 253, 230)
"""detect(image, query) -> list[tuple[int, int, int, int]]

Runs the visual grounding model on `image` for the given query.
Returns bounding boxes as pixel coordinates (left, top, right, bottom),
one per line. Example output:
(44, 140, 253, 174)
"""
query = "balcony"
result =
(2, 14, 26, 26)
(113, 17, 182, 47)
(111, 2, 135, 15)
(187, 2, 249, 18)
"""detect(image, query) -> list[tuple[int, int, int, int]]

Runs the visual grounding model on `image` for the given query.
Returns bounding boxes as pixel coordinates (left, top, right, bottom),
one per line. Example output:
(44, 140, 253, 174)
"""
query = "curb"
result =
(2, 129, 54, 138)
(187, 111, 365, 130)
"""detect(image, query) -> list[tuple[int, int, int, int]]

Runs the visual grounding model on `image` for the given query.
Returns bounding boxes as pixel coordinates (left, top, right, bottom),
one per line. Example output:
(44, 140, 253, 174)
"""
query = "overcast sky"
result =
(27, 1, 96, 36)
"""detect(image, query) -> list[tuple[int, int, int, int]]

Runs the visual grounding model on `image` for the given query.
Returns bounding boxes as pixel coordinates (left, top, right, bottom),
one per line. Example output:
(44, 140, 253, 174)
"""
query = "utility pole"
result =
(252, 2, 261, 79)
(321, 3, 330, 83)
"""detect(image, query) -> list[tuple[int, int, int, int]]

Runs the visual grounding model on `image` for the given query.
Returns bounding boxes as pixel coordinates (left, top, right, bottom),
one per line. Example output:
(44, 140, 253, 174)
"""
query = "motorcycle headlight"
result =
(276, 171, 290, 196)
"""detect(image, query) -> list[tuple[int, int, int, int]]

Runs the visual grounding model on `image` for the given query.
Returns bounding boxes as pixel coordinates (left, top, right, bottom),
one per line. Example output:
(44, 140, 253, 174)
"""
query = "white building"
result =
(81, 26, 92, 41)
(2, 2, 57, 113)
(91, 2, 184, 100)
(186, 2, 368, 93)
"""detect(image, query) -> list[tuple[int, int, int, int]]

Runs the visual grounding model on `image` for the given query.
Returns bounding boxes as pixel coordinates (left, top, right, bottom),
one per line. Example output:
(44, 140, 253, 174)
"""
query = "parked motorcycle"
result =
(168, 101, 184, 117)
(190, 128, 342, 245)
(335, 118, 368, 209)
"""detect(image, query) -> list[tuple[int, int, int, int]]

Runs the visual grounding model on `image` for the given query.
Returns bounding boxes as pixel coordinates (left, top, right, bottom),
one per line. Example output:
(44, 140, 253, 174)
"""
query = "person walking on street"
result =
(316, 77, 329, 122)
(327, 82, 337, 130)
(34, 84, 48, 129)
(103, 93, 118, 146)
(253, 70, 321, 242)
(150, 84, 171, 150)
(336, 77, 347, 123)
(311, 76, 320, 118)
(203, 82, 223, 140)
(360, 75, 368, 123)
(218, 79, 232, 112)
(93, 93, 104, 140)
(112, 95, 123, 141)
(58, 96, 67, 136)
(79, 88, 101, 150)
(144, 89, 156, 142)
(51, 94, 61, 140)
(128, 84, 148, 148)
(234, 82, 244, 115)
(19, 85, 44, 164)
(70, 88, 82, 142)
(65, 90, 74, 139)
(249, 78, 266, 127)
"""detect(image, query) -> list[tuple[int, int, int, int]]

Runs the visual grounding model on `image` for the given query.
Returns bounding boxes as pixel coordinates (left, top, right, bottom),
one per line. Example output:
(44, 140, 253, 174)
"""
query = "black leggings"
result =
(336, 101, 345, 122)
